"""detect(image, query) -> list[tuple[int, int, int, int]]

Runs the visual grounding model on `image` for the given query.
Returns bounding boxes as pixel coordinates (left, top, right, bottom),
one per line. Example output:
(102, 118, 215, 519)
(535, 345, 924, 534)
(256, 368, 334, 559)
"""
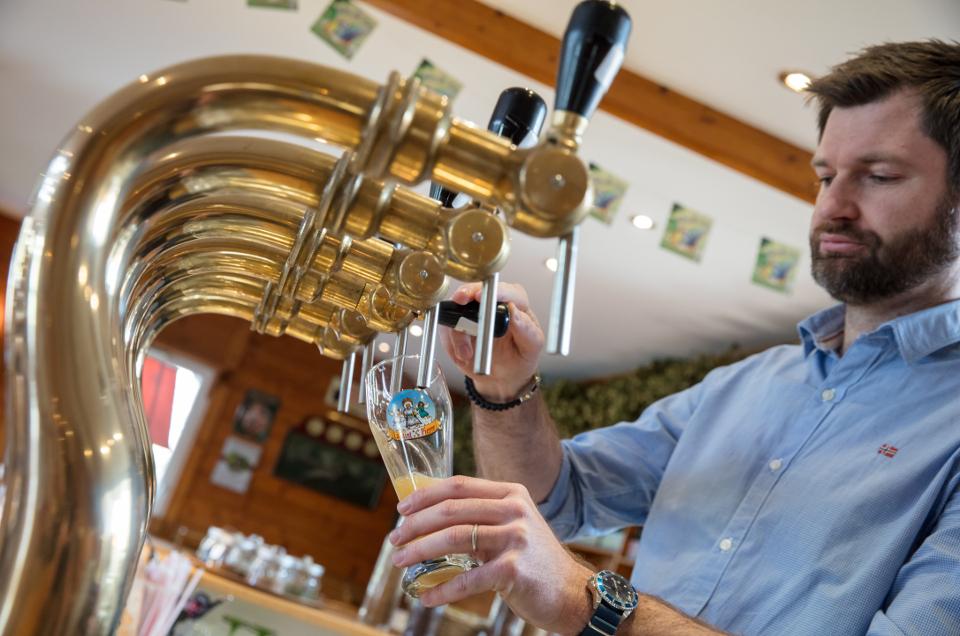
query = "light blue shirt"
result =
(540, 301, 960, 635)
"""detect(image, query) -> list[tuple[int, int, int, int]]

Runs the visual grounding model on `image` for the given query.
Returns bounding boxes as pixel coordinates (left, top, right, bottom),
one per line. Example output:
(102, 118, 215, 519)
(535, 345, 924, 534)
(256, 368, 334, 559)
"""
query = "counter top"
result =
(121, 539, 391, 636)
(199, 568, 390, 636)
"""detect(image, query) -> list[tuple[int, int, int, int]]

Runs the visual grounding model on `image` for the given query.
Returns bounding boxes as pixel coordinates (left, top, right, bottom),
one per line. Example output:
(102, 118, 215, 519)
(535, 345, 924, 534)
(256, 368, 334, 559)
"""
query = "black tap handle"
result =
(487, 87, 548, 148)
(438, 300, 510, 338)
(555, 0, 632, 119)
(429, 87, 547, 208)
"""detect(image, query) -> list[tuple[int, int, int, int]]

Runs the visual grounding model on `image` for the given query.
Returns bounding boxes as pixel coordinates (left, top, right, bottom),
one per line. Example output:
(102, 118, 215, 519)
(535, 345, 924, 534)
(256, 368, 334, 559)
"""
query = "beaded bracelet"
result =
(464, 373, 541, 411)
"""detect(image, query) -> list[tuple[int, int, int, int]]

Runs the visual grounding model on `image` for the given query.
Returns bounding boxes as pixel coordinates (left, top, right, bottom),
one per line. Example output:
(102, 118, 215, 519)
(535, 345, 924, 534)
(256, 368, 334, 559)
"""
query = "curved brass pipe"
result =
(0, 56, 391, 634)
(123, 136, 446, 249)
(113, 137, 514, 350)
(2, 54, 594, 633)
(116, 187, 441, 345)
(122, 136, 510, 282)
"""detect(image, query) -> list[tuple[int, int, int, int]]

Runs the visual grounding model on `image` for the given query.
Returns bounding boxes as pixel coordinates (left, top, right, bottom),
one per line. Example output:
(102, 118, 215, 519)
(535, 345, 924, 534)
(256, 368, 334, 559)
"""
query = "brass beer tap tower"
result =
(0, 1, 631, 633)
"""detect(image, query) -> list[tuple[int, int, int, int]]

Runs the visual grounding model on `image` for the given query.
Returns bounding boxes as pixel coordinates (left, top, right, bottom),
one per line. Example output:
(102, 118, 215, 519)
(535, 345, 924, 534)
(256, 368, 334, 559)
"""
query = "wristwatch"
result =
(578, 570, 639, 636)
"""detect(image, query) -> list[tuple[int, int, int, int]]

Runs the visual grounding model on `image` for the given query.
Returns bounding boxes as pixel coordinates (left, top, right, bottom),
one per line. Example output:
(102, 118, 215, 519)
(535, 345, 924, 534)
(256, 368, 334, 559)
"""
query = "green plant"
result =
(453, 346, 752, 476)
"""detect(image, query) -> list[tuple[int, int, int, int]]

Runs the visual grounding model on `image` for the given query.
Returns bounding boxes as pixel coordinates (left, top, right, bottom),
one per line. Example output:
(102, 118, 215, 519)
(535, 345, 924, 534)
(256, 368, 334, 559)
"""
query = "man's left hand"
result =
(388, 475, 594, 635)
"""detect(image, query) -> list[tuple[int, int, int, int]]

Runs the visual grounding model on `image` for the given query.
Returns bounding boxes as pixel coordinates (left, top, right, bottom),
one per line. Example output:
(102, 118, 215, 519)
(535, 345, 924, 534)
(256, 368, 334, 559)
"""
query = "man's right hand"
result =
(438, 282, 544, 402)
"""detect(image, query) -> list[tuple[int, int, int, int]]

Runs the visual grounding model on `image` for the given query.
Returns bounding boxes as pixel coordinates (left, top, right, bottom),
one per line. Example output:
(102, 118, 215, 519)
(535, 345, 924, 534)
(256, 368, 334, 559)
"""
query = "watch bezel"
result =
(594, 570, 639, 612)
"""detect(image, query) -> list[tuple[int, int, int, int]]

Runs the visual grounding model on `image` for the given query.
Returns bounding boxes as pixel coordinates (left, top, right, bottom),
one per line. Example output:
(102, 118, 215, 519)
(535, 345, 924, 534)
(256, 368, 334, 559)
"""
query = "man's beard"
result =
(810, 194, 960, 304)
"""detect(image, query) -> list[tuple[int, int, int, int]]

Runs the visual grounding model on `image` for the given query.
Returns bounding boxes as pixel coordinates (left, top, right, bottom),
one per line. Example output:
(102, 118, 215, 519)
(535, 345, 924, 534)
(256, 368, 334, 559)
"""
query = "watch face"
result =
(596, 570, 639, 611)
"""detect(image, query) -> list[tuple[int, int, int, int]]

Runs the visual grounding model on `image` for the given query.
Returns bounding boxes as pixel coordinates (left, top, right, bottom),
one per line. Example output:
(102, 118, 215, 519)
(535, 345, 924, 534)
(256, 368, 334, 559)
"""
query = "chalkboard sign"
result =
(274, 427, 387, 509)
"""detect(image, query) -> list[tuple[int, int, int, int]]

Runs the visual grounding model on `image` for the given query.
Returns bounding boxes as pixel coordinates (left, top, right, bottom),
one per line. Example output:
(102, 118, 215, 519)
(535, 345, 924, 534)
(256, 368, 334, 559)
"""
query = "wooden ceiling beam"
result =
(365, 0, 816, 203)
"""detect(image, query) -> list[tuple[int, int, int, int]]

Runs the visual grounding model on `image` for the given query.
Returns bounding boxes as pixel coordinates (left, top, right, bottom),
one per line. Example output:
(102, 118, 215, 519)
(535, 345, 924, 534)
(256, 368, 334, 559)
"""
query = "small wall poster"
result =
(588, 162, 629, 225)
(413, 59, 463, 101)
(210, 436, 262, 494)
(311, 0, 377, 60)
(660, 202, 713, 262)
(752, 237, 801, 293)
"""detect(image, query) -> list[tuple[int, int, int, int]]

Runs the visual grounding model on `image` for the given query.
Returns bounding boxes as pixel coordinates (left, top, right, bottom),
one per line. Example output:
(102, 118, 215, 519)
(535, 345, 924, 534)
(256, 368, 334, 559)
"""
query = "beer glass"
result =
(365, 354, 478, 597)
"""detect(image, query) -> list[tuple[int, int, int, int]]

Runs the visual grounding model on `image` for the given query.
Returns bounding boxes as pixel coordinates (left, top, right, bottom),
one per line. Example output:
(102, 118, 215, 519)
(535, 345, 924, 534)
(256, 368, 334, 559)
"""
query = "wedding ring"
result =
(471, 523, 479, 554)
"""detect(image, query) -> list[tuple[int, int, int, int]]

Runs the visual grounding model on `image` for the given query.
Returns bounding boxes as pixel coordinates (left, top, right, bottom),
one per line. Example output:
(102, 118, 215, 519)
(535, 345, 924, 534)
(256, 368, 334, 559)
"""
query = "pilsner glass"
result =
(365, 354, 478, 597)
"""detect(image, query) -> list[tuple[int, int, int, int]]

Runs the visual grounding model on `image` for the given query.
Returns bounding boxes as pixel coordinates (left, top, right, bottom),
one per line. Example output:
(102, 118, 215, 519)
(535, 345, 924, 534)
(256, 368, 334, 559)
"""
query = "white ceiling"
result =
(0, 0, 955, 383)
(482, 0, 960, 150)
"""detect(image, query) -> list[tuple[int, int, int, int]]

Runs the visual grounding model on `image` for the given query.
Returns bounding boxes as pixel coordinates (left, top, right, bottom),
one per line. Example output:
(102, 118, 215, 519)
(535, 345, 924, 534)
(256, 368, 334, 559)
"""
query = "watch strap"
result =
(578, 602, 624, 636)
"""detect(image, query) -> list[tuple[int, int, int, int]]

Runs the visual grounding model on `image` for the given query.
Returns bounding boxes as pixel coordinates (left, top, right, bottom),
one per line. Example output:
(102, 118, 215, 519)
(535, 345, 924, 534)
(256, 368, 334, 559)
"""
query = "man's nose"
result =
(813, 176, 860, 224)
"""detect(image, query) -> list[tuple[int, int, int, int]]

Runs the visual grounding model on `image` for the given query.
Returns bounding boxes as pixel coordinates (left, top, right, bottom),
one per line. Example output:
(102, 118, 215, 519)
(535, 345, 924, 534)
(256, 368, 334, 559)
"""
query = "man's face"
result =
(810, 90, 959, 304)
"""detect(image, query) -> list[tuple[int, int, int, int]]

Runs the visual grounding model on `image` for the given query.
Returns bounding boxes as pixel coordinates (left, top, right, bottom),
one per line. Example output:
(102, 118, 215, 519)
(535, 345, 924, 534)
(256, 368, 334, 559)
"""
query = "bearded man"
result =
(388, 40, 960, 636)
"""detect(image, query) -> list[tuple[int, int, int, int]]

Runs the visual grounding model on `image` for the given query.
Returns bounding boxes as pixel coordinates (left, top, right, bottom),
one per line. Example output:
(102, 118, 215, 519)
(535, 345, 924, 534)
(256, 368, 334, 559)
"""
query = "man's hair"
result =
(807, 40, 960, 193)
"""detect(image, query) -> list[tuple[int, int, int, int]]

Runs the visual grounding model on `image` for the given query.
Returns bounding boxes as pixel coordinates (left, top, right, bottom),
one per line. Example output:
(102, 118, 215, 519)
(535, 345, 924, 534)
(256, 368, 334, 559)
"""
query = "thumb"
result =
(507, 303, 545, 361)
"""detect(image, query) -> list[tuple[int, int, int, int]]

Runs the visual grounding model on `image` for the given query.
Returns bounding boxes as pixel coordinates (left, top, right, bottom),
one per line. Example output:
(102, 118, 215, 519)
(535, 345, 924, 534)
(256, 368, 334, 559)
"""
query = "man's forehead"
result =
(814, 91, 933, 165)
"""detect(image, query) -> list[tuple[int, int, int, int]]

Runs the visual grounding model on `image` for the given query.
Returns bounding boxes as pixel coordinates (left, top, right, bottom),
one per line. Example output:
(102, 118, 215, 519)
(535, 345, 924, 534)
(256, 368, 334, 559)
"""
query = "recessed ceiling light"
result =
(630, 214, 655, 230)
(544, 257, 558, 272)
(408, 324, 423, 337)
(377, 342, 391, 353)
(779, 71, 813, 93)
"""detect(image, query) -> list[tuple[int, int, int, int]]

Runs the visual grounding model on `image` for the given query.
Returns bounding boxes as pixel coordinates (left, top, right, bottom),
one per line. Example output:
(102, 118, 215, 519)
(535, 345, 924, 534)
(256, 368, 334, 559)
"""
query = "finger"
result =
(390, 497, 525, 547)
(451, 282, 532, 314)
(451, 282, 482, 304)
(506, 302, 545, 361)
(439, 326, 473, 365)
(419, 555, 519, 608)
(398, 475, 516, 515)
(392, 523, 512, 567)
(438, 325, 456, 361)
(494, 282, 532, 313)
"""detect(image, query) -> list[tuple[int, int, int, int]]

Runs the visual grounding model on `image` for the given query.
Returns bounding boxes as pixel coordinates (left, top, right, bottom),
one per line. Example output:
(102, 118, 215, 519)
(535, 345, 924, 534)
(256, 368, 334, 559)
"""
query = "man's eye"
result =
(869, 174, 898, 183)
(816, 175, 834, 186)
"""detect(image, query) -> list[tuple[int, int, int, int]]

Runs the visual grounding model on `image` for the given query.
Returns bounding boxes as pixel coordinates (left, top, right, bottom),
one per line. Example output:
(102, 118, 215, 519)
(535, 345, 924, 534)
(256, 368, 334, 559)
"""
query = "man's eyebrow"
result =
(810, 155, 910, 169)
(855, 154, 910, 166)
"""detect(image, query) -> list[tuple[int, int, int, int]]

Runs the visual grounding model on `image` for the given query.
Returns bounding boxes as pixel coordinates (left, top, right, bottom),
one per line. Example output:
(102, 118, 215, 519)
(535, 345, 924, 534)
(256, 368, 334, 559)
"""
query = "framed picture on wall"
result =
(210, 435, 262, 494)
(274, 416, 386, 509)
(233, 389, 280, 443)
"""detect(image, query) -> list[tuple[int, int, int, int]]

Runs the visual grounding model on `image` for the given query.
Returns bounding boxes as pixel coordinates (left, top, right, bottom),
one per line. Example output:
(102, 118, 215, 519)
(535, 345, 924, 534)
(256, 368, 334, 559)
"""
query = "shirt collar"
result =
(797, 304, 845, 358)
(797, 299, 960, 363)
(886, 299, 960, 363)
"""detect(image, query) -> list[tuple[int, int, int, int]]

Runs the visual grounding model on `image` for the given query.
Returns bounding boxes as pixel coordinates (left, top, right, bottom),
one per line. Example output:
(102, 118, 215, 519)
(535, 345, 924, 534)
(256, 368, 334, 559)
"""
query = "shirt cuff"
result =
(537, 442, 573, 523)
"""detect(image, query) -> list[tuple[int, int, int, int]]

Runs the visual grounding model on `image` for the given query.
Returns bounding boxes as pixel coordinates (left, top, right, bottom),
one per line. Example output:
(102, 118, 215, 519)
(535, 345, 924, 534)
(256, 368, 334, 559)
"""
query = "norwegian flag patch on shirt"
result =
(877, 444, 899, 458)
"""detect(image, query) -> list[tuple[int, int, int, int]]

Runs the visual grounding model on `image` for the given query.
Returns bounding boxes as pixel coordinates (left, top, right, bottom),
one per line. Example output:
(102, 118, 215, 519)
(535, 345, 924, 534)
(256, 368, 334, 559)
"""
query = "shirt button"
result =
(769, 458, 783, 471)
(719, 538, 733, 552)
(821, 388, 836, 402)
